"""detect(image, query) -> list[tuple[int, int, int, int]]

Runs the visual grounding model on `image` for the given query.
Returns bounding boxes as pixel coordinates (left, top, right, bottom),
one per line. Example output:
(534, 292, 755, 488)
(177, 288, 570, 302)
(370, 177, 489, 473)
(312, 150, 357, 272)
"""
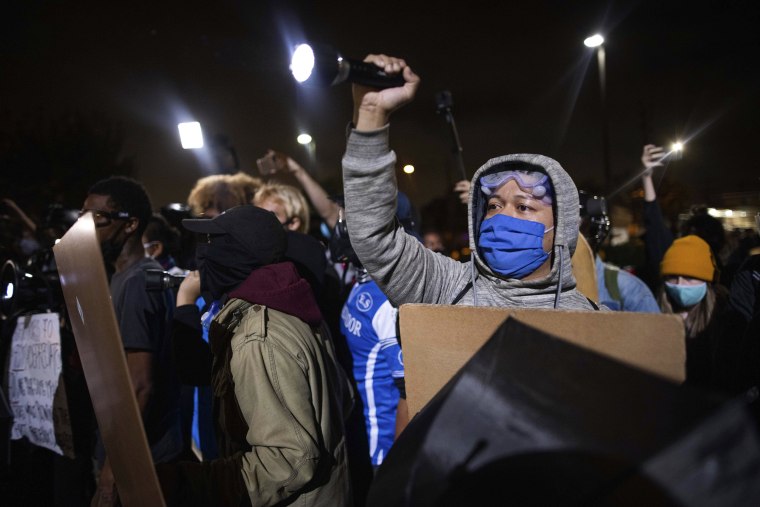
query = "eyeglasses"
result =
(480, 170, 552, 202)
(79, 209, 132, 228)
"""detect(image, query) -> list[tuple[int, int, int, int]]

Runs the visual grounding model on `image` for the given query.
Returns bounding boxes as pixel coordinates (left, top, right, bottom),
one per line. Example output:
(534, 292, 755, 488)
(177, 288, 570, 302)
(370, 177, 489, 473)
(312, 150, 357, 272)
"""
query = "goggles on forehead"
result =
(480, 170, 553, 203)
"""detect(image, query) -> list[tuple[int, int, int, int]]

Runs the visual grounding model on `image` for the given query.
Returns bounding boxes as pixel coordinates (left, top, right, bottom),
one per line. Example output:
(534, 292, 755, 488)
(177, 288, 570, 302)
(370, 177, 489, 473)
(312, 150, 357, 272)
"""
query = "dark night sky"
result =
(2, 0, 759, 211)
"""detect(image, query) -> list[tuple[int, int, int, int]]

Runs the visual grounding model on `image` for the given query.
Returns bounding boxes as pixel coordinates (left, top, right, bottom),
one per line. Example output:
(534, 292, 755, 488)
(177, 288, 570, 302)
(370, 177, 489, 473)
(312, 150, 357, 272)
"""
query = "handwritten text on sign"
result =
(9, 313, 65, 455)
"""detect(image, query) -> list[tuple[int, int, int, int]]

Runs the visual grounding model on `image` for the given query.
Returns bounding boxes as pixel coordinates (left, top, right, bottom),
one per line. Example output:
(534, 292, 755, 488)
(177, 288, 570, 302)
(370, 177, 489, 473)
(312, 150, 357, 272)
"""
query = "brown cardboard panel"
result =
(54, 213, 165, 507)
(571, 234, 599, 303)
(400, 304, 684, 416)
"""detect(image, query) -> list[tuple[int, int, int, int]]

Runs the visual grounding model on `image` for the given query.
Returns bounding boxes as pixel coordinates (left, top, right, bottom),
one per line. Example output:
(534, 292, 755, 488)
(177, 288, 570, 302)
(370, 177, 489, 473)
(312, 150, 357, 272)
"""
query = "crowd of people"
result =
(1, 53, 759, 506)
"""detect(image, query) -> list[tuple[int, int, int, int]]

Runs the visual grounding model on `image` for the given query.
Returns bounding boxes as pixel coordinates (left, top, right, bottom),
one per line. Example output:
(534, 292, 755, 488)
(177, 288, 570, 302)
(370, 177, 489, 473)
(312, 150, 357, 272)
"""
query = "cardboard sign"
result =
(54, 213, 165, 507)
(400, 304, 685, 416)
(571, 233, 599, 303)
(370, 317, 760, 507)
(8, 312, 73, 457)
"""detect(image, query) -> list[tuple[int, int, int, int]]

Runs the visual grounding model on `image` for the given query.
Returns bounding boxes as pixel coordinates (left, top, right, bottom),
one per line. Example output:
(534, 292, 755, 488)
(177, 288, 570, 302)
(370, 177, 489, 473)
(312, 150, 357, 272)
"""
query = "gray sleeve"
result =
(342, 126, 470, 306)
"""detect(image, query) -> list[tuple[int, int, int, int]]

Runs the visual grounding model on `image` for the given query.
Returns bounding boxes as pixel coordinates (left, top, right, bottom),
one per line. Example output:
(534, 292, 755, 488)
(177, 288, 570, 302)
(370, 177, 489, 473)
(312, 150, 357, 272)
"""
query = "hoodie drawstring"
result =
(471, 258, 479, 307)
(553, 244, 564, 308)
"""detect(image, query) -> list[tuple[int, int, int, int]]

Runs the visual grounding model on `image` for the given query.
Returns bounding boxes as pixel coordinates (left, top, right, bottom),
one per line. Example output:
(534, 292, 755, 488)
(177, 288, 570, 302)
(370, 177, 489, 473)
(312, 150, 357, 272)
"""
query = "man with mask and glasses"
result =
(81, 176, 182, 506)
(342, 54, 597, 311)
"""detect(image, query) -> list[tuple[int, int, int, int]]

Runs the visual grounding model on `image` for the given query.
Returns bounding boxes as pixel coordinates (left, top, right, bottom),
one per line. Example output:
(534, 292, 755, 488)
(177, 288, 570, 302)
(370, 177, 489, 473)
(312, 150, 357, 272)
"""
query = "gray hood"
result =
(467, 154, 580, 301)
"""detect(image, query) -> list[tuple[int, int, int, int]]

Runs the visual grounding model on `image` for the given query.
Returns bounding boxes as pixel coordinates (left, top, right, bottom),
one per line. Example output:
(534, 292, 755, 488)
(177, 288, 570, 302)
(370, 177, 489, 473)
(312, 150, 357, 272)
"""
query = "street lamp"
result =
(671, 140, 684, 161)
(584, 34, 604, 48)
(585, 33, 610, 192)
(297, 133, 313, 145)
(178, 122, 204, 149)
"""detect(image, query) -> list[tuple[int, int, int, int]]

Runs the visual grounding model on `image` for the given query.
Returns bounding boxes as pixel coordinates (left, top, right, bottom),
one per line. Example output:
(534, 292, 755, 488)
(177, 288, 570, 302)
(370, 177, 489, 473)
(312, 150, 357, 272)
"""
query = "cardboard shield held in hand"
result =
(368, 317, 760, 507)
(54, 212, 165, 507)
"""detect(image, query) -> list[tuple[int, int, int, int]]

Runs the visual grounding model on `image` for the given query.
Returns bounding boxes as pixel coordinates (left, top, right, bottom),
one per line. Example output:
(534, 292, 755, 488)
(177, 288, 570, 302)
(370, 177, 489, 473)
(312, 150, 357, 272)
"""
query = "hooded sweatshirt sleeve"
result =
(342, 126, 470, 305)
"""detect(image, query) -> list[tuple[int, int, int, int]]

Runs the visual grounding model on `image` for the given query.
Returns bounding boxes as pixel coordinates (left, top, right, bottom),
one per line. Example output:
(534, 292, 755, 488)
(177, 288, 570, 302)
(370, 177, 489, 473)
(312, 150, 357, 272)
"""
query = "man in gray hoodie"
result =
(342, 54, 596, 311)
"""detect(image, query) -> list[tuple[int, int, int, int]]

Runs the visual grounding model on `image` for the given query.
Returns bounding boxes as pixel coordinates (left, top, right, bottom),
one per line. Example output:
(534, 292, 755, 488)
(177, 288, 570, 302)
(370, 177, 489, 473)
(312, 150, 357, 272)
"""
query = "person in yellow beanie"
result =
(658, 234, 728, 386)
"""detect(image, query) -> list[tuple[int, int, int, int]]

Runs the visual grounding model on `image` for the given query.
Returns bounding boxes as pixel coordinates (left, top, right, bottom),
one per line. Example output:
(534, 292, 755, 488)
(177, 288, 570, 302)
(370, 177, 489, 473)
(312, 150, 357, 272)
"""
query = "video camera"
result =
(579, 191, 611, 252)
(144, 269, 186, 291)
(1, 252, 63, 320)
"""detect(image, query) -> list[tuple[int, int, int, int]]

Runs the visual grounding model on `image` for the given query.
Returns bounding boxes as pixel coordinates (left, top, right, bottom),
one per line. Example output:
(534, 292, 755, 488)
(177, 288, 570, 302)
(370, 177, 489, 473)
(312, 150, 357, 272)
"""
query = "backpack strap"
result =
(603, 265, 623, 310)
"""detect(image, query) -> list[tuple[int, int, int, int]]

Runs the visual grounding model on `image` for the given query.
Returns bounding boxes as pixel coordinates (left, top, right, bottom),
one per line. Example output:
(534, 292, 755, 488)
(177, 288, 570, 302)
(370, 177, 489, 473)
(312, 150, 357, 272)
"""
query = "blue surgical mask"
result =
(478, 214, 553, 279)
(665, 281, 707, 308)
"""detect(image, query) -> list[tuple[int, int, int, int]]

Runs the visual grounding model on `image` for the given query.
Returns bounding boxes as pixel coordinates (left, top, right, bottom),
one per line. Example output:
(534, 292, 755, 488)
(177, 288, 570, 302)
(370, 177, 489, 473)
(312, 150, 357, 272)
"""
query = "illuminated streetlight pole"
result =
(584, 34, 611, 192)
(178, 122, 204, 149)
(671, 140, 684, 161)
(297, 132, 316, 162)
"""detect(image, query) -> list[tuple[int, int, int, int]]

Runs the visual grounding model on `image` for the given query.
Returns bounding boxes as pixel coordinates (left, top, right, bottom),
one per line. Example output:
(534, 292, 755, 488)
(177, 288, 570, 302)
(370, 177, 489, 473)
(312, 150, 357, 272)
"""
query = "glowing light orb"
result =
(178, 122, 204, 149)
(291, 44, 315, 83)
(584, 34, 605, 48)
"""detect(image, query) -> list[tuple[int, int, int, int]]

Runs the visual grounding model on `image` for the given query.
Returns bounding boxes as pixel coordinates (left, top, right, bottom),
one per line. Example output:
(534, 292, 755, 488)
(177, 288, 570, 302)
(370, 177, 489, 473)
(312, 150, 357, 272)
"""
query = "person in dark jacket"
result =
(657, 235, 728, 387)
(160, 205, 352, 507)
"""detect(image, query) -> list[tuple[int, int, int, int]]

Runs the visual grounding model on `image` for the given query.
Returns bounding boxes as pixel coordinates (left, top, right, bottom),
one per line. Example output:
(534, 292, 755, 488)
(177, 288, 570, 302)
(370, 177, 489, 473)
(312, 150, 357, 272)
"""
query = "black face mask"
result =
(99, 222, 127, 265)
(195, 241, 209, 271)
(196, 235, 262, 300)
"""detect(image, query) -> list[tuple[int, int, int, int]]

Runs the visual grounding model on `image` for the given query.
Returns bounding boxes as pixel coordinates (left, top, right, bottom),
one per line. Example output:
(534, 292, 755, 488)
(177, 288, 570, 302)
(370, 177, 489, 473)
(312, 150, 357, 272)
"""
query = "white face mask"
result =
(143, 241, 159, 259)
(609, 226, 629, 247)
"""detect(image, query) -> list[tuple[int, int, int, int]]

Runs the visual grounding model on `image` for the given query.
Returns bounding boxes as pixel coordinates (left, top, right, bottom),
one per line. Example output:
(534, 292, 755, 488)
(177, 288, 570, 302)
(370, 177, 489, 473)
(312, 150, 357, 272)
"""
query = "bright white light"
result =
(4, 282, 13, 299)
(291, 44, 315, 83)
(584, 34, 605, 48)
(403, 164, 415, 174)
(297, 133, 313, 145)
(672, 141, 684, 152)
(707, 208, 737, 218)
(178, 122, 204, 149)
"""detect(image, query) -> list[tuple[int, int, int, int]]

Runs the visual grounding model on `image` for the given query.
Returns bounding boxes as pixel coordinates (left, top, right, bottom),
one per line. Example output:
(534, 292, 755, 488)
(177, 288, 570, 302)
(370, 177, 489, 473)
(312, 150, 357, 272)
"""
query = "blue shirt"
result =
(596, 256, 660, 313)
(340, 280, 403, 466)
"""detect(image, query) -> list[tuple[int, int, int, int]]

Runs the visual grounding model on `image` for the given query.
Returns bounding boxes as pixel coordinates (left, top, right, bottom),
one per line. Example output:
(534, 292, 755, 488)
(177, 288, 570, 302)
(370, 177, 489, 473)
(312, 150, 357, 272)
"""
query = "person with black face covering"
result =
(162, 205, 352, 507)
(81, 176, 183, 507)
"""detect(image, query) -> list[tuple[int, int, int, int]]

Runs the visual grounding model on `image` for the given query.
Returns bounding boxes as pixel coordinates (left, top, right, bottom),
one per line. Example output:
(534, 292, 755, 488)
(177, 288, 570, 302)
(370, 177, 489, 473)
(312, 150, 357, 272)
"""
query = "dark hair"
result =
(88, 176, 153, 237)
(143, 213, 181, 260)
(682, 210, 725, 258)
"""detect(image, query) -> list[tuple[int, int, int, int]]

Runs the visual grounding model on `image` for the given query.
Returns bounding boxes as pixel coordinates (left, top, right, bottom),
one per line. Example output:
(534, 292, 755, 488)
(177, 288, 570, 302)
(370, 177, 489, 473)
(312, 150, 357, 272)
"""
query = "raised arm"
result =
(640, 144, 664, 202)
(285, 153, 342, 228)
(639, 144, 673, 273)
(343, 55, 469, 305)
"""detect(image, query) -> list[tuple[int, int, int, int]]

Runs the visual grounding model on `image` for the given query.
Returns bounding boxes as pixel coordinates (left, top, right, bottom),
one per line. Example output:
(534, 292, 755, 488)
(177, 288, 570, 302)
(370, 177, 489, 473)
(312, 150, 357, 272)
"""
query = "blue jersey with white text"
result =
(340, 280, 403, 466)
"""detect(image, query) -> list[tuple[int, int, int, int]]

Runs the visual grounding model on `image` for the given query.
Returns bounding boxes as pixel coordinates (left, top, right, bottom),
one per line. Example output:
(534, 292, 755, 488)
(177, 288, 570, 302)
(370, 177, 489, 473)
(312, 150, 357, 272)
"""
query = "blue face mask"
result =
(478, 214, 553, 279)
(665, 281, 707, 308)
